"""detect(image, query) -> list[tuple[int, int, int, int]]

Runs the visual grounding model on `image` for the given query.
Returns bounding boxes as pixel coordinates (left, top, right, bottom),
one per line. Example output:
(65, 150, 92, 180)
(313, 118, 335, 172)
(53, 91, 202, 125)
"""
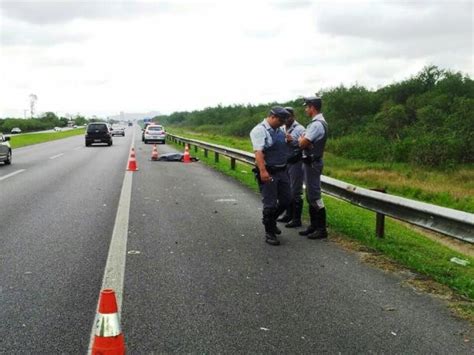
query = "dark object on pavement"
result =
(265, 232, 280, 246)
(157, 153, 199, 162)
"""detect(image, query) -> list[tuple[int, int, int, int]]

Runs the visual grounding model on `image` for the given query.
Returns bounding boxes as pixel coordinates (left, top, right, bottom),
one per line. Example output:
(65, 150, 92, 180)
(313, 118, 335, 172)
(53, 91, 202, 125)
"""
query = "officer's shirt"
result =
(250, 119, 284, 151)
(285, 120, 305, 148)
(305, 113, 326, 143)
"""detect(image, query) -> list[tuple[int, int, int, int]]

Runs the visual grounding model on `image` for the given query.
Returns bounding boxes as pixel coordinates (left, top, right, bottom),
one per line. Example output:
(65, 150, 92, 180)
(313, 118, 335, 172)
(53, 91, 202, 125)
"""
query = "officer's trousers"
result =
(259, 170, 291, 231)
(303, 160, 323, 208)
(287, 161, 304, 206)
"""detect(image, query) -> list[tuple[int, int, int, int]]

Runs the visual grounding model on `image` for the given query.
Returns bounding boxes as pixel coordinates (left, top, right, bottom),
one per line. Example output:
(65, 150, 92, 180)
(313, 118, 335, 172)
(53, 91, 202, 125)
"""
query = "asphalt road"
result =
(0, 126, 472, 353)
(0, 131, 131, 352)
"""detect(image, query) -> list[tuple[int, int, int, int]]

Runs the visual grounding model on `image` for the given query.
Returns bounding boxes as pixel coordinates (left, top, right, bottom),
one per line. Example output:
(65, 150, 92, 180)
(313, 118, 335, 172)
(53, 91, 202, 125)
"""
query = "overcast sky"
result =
(0, 0, 472, 118)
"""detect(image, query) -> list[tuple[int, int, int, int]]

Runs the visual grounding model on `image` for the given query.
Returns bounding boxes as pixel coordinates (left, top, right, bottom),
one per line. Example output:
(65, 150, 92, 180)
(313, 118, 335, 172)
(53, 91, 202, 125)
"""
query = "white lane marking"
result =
(49, 153, 64, 160)
(87, 132, 135, 353)
(0, 169, 26, 181)
(73, 146, 82, 151)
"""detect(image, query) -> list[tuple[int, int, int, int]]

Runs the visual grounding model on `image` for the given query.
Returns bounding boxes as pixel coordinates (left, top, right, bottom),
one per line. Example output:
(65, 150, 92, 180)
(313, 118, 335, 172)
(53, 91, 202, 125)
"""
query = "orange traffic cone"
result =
(151, 144, 159, 161)
(92, 289, 126, 354)
(127, 147, 139, 171)
(183, 144, 191, 163)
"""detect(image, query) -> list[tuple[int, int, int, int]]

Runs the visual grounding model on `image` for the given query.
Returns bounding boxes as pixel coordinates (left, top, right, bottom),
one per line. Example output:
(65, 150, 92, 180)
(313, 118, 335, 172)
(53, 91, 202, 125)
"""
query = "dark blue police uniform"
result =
(250, 107, 291, 245)
(299, 96, 329, 239)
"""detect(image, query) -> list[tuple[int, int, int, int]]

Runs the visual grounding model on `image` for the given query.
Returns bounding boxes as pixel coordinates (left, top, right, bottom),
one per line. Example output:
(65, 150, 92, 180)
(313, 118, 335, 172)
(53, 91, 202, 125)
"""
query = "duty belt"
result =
(265, 165, 287, 173)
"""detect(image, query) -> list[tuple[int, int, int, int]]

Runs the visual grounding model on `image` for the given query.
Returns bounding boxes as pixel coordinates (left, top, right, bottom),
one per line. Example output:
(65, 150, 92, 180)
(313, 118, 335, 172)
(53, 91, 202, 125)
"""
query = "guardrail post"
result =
(231, 158, 236, 170)
(204, 149, 208, 158)
(376, 213, 385, 239)
(371, 188, 386, 238)
(215, 152, 219, 163)
(194, 145, 198, 152)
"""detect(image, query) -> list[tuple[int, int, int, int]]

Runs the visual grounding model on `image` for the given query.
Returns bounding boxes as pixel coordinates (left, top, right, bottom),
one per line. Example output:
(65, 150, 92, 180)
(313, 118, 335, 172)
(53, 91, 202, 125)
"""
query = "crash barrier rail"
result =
(167, 134, 474, 244)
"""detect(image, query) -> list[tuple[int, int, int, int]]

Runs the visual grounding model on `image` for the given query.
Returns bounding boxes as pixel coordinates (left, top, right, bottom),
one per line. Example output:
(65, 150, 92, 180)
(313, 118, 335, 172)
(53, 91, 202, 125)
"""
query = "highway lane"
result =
(123, 130, 472, 353)
(0, 129, 132, 352)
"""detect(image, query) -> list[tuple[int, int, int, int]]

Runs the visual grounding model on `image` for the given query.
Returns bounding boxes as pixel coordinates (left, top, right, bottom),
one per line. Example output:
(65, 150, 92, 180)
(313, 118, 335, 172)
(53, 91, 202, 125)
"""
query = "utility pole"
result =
(29, 94, 38, 118)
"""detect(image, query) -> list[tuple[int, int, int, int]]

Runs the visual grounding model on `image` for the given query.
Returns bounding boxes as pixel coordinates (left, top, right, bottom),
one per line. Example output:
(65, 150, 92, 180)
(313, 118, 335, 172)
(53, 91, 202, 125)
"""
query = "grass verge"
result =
(169, 127, 474, 212)
(168, 135, 474, 322)
(9, 128, 86, 148)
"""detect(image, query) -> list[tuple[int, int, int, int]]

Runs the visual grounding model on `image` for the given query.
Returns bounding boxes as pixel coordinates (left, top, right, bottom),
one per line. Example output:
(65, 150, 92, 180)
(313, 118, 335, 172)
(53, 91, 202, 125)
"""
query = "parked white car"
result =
(143, 124, 166, 144)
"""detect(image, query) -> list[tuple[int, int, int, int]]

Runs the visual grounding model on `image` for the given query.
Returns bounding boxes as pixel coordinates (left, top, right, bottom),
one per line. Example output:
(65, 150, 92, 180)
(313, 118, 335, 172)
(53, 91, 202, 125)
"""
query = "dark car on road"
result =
(141, 121, 153, 142)
(85, 123, 113, 146)
(0, 133, 12, 165)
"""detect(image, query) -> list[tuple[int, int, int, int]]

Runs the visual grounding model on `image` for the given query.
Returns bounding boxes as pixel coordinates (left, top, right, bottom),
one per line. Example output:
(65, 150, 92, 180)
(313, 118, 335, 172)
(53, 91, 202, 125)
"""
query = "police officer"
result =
(298, 96, 328, 239)
(276, 107, 305, 228)
(250, 106, 292, 246)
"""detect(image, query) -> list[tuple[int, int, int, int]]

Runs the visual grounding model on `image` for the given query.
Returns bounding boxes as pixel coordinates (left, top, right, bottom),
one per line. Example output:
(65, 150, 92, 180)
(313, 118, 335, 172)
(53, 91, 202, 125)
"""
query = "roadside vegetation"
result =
(167, 127, 473, 213)
(0, 112, 88, 133)
(156, 66, 473, 170)
(8, 128, 86, 149)
(168, 137, 474, 320)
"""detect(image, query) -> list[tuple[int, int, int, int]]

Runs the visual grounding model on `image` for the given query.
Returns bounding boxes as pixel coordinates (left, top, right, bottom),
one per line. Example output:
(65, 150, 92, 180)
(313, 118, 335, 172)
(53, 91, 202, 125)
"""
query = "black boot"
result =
(285, 199, 303, 228)
(263, 208, 280, 245)
(299, 205, 318, 236)
(307, 208, 328, 239)
(265, 231, 280, 245)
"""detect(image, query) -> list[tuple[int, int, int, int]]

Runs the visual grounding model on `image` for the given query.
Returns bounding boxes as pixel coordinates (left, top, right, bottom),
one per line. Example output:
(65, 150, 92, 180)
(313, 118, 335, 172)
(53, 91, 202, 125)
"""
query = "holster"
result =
(287, 151, 302, 164)
(252, 167, 262, 185)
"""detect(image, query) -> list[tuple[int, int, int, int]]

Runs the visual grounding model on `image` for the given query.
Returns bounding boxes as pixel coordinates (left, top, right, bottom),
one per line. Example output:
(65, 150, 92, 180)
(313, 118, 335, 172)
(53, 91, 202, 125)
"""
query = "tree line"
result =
(154, 66, 473, 167)
(0, 113, 89, 133)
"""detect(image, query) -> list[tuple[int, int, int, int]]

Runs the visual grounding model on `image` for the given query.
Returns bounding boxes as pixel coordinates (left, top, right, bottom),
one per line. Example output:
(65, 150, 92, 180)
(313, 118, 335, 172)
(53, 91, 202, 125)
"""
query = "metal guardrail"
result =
(168, 134, 474, 243)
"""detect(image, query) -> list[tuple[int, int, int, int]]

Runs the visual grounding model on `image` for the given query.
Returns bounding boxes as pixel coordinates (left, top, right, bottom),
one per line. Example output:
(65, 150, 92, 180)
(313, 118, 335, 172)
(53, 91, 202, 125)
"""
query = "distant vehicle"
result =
(73, 125, 78, 128)
(128, 122, 133, 127)
(53, 127, 62, 132)
(0, 133, 12, 165)
(143, 124, 166, 144)
(111, 125, 125, 137)
(11, 127, 21, 134)
(141, 121, 154, 141)
(85, 123, 113, 147)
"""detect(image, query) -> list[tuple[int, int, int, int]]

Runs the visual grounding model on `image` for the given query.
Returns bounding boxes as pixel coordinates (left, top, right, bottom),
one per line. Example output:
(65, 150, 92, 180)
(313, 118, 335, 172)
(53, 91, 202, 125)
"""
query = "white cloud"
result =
(0, 0, 472, 117)
(0, 0, 175, 25)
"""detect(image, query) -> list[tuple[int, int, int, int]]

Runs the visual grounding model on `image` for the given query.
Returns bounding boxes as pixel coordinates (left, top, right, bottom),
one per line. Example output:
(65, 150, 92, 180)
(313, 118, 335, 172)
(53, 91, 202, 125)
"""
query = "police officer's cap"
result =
(270, 106, 290, 121)
(284, 106, 295, 116)
(303, 96, 322, 110)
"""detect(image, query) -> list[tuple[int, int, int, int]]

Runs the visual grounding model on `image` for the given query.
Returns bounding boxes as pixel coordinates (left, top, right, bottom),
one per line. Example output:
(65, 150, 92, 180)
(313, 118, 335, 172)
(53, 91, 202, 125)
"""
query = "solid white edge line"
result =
(0, 169, 26, 181)
(49, 153, 64, 160)
(87, 132, 135, 353)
